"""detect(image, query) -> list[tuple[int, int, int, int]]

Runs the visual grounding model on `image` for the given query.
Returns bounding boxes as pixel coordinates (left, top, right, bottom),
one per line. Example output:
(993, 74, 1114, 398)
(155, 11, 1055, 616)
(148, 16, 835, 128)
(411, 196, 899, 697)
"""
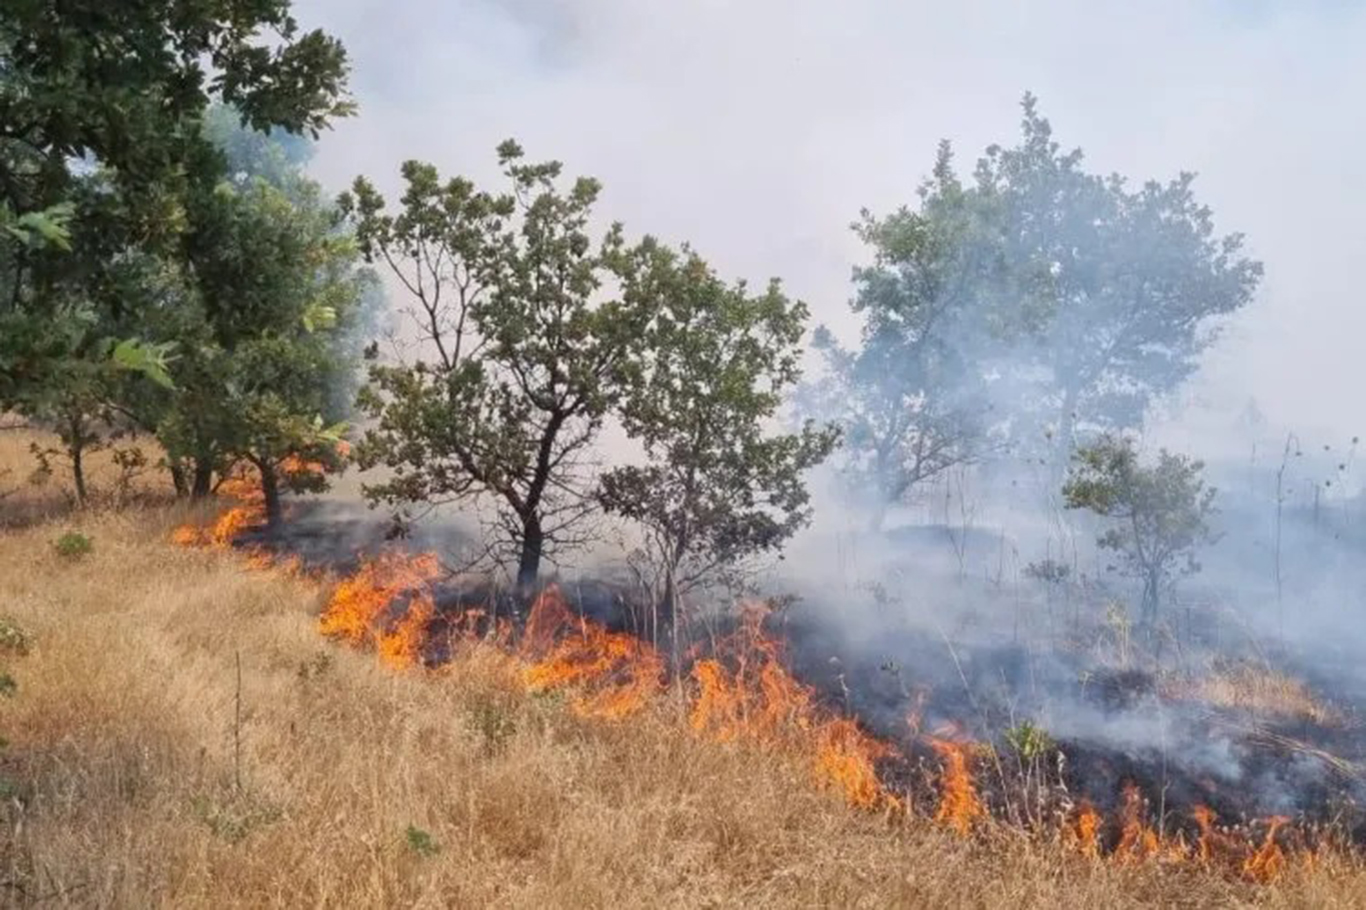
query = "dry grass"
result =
(1166, 661, 1342, 727)
(1, 447, 1365, 907)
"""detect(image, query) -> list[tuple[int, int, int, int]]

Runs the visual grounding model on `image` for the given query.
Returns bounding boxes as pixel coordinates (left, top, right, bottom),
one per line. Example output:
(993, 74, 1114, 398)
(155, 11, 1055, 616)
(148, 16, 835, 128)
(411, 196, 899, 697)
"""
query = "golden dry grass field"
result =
(2, 427, 1365, 908)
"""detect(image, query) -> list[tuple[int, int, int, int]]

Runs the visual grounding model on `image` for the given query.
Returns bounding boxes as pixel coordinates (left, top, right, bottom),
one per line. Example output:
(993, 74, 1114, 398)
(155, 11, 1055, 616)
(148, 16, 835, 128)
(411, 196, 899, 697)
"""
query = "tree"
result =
(342, 142, 651, 589)
(598, 241, 838, 640)
(170, 174, 364, 526)
(1062, 434, 1218, 625)
(0, 0, 351, 414)
(972, 95, 1262, 464)
(822, 95, 1262, 501)
(805, 143, 1024, 530)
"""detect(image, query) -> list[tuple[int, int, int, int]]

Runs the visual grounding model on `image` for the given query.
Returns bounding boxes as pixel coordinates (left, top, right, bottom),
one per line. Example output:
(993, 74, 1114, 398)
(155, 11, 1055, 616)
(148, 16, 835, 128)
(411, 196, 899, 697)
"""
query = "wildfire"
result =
(1193, 804, 1216, 864)
(317, 552, 443, 653)
(162, 461, 1332, 884)
(1243, 816, 1290, 883)
(928, 737, 985, 836)
(1073, 802, 1101, 858)
(815, 718, 896, 809)
(684, 606, 898, 809)
(520, 586, 664, 720)
(1115, 784, 1160, 863)
(376, 596, 435, 669)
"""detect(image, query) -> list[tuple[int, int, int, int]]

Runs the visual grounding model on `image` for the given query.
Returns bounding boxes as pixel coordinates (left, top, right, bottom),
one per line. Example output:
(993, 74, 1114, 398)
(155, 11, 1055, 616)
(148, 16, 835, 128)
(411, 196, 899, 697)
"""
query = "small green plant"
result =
(468, 697, 517, 756)
(1063, 435, 1218, 625)
(1004, 720, 1055, 762)
(0, 673, 15, 698)
(191, 795, 282, 844)
(53, 531, 93, 560)
(0, 617, 29, 656)
(1024, 559, 1070, 586)
(405, 824, 440, 857)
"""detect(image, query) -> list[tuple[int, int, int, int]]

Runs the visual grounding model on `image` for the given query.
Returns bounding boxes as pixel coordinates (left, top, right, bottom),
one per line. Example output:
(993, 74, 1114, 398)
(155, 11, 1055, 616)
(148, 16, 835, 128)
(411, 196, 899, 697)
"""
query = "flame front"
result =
(928, 737, 984, 835)
(1115, 784, 1160, 863)
(521, 586, 664, 720)
(166, 479, 1325, 881)
(1244, 816, 1289, 883)
(1073, 802, 1101, 858)
(318, 552, 443, 658)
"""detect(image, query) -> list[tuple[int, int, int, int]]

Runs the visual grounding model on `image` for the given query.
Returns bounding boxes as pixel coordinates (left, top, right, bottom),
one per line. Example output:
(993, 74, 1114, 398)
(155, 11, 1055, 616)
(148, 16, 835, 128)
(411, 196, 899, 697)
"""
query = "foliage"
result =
(598, 241, 837, 625)
(404, 825, 440, 857)
(0, 617, 30, 656)
(977, 96, 1261, 459)
(0, 0, 350, 421)
(342, 141, 652, 588)
(809, 95, 1262, 513)
(1023, 558, 1070, 585)
(1063, 434, 1218, 623)
(166, 170, 365, 523)
(53, 530, 93, 560)
(1004, 720, 1055, 762)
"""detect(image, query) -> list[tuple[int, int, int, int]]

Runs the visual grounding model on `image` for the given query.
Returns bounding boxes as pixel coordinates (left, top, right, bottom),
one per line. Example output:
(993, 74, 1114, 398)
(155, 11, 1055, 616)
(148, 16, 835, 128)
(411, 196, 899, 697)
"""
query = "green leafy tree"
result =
(341, 142, 652, 589)
(1062, 434, 1218, 625)
(972, 95, 1262, 464)
(805, 142, 1042, 529)
(6, 172, 180, 505)
(171, 174, 363, 526)
(822, 95, 1262, 502)
(598, 241, 838, 637)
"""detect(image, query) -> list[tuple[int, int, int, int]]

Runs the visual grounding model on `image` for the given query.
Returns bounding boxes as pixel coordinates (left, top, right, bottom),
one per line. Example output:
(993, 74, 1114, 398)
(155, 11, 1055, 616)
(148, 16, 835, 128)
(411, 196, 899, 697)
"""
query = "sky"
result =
(293, 0, 1366, 453)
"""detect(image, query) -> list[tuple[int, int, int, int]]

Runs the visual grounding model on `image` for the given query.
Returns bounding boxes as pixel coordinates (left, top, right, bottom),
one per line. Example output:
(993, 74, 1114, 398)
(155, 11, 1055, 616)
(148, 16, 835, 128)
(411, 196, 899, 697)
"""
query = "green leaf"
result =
(112, 339, 177, 389)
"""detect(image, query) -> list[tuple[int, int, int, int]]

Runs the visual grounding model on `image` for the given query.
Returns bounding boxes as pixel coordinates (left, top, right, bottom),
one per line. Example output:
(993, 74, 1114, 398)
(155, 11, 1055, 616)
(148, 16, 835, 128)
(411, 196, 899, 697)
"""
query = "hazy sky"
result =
(294, 0, 1366, 449)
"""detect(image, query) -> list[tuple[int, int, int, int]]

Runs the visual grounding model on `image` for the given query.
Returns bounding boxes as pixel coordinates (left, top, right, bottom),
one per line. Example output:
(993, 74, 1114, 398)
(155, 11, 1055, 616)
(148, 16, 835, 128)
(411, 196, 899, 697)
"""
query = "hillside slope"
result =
(0, 440, 1363, 907)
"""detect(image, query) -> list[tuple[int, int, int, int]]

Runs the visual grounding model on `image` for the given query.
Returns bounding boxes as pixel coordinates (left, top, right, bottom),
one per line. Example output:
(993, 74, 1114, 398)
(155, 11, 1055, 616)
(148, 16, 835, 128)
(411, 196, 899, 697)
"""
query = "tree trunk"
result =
(867, 500, 888, 535)
(1051, 385, 1081, 489)
(71, 442, 87, 507)
(516, 515, 543, 591)
(191, 459, 213, 500)
(170, 462, 188, 498)
(1140, 570, 1160, 626)
(260, 461, 283, 531)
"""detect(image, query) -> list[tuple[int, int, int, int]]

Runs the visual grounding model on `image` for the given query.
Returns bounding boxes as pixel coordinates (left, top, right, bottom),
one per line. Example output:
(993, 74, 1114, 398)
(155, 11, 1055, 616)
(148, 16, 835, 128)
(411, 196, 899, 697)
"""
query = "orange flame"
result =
(1115, 784, 1160, 863)
(685, 606, 896, 809)
(520, 586, 664, 720)
(318, 552, 443, 652)
(1192, 805, 1217, 864)
(815, 718, 895, 809)
(377, 596, 434, 669)
(1243, 816, 1289, 882)
(928, 737, 985, 836)
(1073, 802, 1101, 858)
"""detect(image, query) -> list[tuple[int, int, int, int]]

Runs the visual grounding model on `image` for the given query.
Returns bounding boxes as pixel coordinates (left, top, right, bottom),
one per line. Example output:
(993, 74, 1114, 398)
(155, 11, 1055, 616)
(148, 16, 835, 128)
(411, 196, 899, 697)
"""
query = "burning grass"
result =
(162, 479, 1354, 888)
(7, 440, 1366, 906)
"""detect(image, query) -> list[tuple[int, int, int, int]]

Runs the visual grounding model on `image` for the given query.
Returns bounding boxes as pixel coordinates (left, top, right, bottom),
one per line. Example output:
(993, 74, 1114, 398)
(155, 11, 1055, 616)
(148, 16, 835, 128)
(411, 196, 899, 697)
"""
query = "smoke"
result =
(298, 0, 1366, 440)
(274, 0, 1366, 825)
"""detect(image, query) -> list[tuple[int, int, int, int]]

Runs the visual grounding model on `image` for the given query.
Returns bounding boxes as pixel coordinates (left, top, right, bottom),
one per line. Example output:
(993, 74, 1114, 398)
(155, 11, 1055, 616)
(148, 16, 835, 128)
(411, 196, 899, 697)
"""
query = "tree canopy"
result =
(599, 241, 837, 633)
(1063, 434, 1218, 624)
(809, 95, 1262, 525)
(342, 142, 652, 588)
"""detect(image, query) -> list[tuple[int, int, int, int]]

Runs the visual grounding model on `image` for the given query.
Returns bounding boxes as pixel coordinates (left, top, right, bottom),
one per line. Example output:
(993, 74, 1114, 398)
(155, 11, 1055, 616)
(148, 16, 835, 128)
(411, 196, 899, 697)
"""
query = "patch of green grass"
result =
(405, 824, 440, 857)
(53, 530, 93, 560)
(190, 795, 282, 844)
(0, 617, 27, 656)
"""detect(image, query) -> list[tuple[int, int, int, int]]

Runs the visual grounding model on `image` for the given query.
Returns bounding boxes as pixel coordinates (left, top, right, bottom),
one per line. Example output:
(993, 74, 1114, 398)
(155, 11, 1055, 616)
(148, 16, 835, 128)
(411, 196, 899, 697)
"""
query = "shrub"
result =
(53, 531, 93, 560)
